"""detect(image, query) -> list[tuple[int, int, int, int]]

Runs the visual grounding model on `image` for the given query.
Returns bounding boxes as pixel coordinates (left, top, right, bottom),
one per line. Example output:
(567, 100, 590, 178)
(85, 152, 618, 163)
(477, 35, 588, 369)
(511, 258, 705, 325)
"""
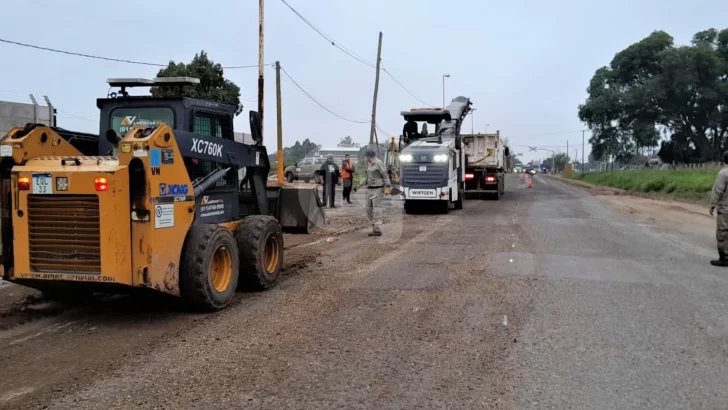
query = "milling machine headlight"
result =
(433, 154, 448, 162)
(399, 154, 413, 162)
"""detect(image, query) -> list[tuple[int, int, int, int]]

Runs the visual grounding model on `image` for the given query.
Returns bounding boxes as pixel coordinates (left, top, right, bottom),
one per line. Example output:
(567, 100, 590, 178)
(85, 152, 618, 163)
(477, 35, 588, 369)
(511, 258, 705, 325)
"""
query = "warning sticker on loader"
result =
(154, 204, 174, 228)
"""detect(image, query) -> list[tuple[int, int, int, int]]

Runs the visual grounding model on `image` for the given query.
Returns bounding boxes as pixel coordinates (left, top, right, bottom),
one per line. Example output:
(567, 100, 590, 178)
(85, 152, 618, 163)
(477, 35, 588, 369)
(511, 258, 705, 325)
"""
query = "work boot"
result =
(368, 231, 382, 237)
(710, 259, 728, 267)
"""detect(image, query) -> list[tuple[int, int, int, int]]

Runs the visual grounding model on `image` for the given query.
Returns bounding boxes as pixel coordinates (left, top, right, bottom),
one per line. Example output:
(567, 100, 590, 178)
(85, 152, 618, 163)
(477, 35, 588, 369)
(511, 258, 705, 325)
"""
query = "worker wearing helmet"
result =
(358, 150, 391, 236)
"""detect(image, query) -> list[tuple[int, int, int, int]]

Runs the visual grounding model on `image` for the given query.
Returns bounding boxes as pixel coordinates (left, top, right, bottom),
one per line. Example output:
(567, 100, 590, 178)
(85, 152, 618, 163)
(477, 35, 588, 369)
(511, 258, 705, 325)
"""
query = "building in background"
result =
(0, 95, 55, 134)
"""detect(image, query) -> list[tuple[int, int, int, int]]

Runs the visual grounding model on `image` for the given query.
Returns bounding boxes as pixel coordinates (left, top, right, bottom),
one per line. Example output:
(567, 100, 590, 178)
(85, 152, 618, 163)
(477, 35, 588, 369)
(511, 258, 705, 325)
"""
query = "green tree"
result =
(338, 136, 354, 147)
(578, 28, 728, 162)
(543, 152, 570, 172)
(151, 51, 243, 115)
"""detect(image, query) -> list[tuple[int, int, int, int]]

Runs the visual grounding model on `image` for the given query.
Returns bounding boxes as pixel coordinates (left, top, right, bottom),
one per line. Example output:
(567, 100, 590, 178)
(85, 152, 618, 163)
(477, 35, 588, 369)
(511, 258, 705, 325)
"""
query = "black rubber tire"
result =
(493, 190, 500, 201)
(236, 215, 284, 291)
(441, 200, 450, 214)
(304, 179, 310, 183)
(179, 225, 239, 311)
(286, 172, 294, 183)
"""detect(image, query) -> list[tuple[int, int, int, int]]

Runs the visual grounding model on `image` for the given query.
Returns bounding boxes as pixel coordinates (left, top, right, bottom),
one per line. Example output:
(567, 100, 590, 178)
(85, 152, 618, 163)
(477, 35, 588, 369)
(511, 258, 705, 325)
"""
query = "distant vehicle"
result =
(525, 168, 537, 175)
(284, 156, 327, 182)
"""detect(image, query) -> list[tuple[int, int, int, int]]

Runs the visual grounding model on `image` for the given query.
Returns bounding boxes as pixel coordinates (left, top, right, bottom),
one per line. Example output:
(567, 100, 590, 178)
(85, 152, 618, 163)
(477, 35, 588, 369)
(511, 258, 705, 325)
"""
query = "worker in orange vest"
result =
(341, 154, 355, 204)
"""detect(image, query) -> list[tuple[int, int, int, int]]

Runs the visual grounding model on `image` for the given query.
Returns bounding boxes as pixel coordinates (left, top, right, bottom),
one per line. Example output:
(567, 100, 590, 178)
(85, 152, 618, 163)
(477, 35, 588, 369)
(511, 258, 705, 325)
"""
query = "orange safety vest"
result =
(341, 161, 354, 179)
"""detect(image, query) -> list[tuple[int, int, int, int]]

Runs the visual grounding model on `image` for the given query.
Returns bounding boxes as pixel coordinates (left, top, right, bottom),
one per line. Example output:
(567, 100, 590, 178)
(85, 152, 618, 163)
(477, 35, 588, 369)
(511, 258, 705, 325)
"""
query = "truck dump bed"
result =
(463, 132, 504, 169)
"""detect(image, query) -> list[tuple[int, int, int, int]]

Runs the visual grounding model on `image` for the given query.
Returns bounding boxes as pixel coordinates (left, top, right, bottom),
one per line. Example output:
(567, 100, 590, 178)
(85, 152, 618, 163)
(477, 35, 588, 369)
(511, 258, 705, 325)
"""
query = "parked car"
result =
(284, 157, 327, 182)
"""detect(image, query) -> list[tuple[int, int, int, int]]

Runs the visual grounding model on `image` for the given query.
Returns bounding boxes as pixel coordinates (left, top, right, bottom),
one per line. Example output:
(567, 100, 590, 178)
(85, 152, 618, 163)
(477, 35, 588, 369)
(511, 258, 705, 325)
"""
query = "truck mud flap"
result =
(276, 186, 326, 234)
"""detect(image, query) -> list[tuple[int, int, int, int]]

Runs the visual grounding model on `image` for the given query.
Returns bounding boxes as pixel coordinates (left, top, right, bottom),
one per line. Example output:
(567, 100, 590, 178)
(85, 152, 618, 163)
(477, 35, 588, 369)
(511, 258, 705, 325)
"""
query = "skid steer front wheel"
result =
(236, 215, 284, 291)
(180, 225, 240, 311)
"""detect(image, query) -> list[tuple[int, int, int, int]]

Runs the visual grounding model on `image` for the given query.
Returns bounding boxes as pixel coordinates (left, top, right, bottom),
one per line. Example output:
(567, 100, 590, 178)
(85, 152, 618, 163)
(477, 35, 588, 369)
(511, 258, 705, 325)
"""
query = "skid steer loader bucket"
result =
(273, 185, 326, 234)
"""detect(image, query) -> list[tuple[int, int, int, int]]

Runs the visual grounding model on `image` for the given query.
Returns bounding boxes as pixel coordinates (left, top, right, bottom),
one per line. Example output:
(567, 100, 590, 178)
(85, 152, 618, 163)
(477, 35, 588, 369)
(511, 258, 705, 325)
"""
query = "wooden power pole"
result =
(258, 0, 265, 140)
(369, 32, 383, 146)
(275, 61, 284, 185)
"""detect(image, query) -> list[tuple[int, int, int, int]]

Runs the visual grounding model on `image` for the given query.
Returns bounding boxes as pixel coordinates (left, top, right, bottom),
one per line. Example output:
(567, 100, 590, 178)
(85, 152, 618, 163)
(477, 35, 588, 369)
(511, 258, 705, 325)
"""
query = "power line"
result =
(381, 67, 436, 107)
(279, 0, 376, 68)
(280, 66, 369, 124)
(278, 0, 436, 106)
(0, 38, 265, 69)
(56, 108, 97, 123)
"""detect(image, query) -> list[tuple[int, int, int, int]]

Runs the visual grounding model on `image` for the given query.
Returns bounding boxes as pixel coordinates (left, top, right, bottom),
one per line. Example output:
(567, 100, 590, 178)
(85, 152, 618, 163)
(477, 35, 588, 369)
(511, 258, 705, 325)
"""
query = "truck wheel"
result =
(236, 215, 284, 291)
(180, 225, 240, 311)
(286, 172, 294, 183)
(493, 190, 500, 201)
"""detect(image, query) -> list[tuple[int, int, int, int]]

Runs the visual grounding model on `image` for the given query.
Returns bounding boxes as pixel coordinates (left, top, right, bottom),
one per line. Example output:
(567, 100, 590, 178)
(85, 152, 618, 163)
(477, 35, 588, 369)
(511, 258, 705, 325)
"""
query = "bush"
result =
(566, 168, 719, 202)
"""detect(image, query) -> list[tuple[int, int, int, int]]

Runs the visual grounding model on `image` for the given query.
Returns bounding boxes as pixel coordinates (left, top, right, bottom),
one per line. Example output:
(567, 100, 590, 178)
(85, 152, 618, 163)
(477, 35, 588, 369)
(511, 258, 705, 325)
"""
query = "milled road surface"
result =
(1, 174, 727, 409)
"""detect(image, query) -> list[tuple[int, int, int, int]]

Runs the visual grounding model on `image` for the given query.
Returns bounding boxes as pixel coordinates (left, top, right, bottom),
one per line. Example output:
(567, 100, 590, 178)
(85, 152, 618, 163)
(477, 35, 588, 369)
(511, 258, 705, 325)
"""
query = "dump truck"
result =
(1, 77, 324, 310)
(462, 131, 510, 200)
(398, 96, 472, 214)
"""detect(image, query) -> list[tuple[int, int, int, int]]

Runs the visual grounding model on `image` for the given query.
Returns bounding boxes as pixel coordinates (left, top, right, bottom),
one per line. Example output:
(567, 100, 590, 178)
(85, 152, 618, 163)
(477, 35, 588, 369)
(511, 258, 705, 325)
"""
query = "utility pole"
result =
(574, 149, 578, 170)
(258, 0, 265, 140)
(369, 31, 383, 145)
(582, 130, 585, 173)
(275, 61, 284, 185)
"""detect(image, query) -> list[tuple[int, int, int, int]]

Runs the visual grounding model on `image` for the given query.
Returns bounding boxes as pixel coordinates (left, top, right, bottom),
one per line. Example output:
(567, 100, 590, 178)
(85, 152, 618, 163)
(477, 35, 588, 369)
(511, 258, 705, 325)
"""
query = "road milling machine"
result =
(0, 77, 324, 310)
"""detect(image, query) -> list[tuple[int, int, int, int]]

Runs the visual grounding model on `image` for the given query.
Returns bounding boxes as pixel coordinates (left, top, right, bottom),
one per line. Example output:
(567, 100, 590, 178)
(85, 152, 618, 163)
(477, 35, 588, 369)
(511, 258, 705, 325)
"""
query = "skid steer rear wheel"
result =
(180, 225, 239, 311)
(236, 215, 284, 291)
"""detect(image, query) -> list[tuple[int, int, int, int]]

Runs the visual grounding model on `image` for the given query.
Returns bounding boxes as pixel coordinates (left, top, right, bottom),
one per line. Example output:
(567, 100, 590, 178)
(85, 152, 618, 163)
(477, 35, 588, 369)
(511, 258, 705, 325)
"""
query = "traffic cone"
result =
(520, 173, 524, 181)
(528, 178, 533, 188)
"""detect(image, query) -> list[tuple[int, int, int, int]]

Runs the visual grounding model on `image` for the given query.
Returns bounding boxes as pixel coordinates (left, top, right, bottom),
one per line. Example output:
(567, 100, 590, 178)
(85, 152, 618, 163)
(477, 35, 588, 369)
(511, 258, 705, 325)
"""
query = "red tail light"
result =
(95, 177, 108, 192)
(18, 177, 30, 190)
(485, 176, 496, 183)
(465, 173, 474, 180)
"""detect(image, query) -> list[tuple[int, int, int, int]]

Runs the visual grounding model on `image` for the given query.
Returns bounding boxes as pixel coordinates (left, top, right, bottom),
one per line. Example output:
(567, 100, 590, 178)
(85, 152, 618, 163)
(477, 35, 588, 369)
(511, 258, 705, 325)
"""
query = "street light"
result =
(485, 123, 490, 134)
(442, 74, 450, 107)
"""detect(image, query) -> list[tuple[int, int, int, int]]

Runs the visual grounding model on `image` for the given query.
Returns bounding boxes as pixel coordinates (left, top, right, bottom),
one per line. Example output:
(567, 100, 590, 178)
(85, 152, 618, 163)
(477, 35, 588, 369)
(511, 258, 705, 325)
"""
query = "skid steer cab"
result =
(4, 77, 323, 311)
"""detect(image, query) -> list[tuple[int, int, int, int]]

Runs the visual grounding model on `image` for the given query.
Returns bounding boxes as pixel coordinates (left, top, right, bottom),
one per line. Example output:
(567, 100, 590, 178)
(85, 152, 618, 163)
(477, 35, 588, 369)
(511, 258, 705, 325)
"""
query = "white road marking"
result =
(509, 258, 513, 263)
(0, 387, 36, 403)
(502, 315, 508, 326)
(9, 320, 77, 346)
(512, 244, 516, 248)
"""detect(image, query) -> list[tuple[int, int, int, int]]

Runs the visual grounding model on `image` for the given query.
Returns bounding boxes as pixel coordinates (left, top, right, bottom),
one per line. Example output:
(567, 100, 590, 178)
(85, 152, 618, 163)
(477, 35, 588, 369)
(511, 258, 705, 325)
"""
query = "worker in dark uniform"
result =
(341, 154, 355, 204)
(709, 150, 728, 266)
(319, 154, 340, 208)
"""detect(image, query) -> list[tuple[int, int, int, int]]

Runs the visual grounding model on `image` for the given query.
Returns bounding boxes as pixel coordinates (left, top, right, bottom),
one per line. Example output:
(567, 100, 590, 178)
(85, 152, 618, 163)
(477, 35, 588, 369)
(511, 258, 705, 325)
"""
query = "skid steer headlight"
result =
(56, 177, 68, 191)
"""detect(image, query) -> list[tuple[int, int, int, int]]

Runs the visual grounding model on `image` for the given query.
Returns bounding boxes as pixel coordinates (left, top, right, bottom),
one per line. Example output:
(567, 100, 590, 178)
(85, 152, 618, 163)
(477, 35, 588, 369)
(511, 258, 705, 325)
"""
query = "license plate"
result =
(32, 174, 53, 195)
(408, 189, 436, 198)
(419, 166, 427, 172)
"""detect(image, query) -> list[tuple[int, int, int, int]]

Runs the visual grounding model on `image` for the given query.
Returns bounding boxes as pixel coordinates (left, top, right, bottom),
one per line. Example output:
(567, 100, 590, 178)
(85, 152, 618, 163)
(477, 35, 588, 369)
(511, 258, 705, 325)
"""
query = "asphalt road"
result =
(1, 174, 727, 409)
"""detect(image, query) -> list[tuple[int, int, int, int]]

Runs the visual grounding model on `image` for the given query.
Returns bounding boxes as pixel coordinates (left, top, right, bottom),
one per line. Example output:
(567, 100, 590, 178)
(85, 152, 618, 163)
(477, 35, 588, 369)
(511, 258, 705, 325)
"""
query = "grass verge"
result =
(565, 169, 721, 203)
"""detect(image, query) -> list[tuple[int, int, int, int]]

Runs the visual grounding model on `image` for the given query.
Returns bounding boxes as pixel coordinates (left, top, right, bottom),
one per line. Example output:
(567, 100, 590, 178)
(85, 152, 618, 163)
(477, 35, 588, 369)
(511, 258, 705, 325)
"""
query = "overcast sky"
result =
(1, 0, 726, 164)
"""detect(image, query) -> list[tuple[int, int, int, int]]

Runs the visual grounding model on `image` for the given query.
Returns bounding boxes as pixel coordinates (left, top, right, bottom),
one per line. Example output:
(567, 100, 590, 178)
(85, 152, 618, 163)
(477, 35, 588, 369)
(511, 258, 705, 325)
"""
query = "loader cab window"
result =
(110, 107, 174, 135)
(191, 112, 236, 190)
